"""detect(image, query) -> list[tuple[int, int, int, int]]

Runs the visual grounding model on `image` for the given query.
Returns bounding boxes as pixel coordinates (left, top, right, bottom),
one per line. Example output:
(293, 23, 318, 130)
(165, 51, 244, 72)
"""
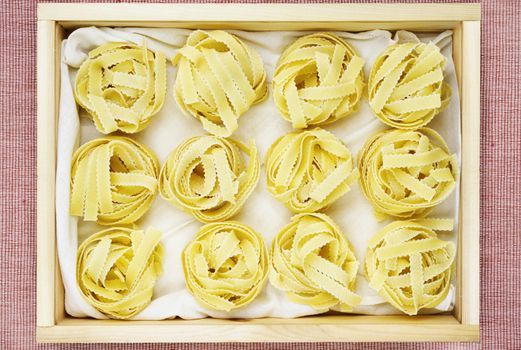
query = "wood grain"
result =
(37, 3, 481, 22)
(36, 19, 57, 328)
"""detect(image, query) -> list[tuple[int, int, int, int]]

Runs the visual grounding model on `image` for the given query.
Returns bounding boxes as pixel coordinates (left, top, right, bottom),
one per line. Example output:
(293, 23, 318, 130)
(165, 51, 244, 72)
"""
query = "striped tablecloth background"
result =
(1, 0, 519, 349)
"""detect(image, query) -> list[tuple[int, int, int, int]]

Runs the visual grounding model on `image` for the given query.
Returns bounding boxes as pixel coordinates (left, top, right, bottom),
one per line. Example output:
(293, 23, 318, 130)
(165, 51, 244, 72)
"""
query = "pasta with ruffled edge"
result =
(358, 128, 458, 220)
(70, 136, 159, 225)
(76, 227, 164, 319)
(159, 135, 260, 223)
(266, 128, 358, 213)
(368, 42, 451, 129)
(182, 221, 268, 311)
(365, 219, 455, 315)
(75, 42, 166, 134)
(173, 30, 268, 137)
(270, 213, 361, 311)
(273, 33, 365, 128)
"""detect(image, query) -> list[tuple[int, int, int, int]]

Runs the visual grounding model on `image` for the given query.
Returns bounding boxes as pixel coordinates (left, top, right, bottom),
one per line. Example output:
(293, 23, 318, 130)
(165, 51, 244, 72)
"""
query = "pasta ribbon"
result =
(273, 33, 365, 128)
(159, 135, 260, 223)
(266, 128, 358, 213)
(270, 213, 361, 311)
(75, 42, 167, 134)
(77, 227, 164, 319)
(70, 136, 159, 225)
(358, 128, 458, 219)
(173, 30, 268, 137)
(365, 220, 455, 315)
(182, 221, 268, 311)
(368, 42, 451, 129)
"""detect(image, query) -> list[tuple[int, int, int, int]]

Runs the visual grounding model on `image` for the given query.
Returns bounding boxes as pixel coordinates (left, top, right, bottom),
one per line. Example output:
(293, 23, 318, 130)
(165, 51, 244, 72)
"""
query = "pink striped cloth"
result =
(1, 0, 520, 349)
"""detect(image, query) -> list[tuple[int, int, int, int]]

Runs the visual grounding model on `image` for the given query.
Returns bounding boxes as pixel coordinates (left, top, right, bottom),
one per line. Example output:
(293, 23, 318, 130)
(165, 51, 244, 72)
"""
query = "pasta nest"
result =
(368, 42, 451, 129)
(365, 220, 455, 315)
(77, 227, 164, 319)
(358, 128, 458, 219)
(173, 30, 268, 137)
(159, 135, 260, 223)
(272, 33, 365, 128)
(75, 42, 167, 134)
(182, 221, 269, 311)
(266, 128, 359, 213)
(270, 213, 361, 311)
(70, 136, 159, 225)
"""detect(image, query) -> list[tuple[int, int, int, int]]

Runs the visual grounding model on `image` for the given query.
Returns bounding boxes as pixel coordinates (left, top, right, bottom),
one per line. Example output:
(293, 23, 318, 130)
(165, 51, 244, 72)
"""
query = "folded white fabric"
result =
(56, 27, 460, 320)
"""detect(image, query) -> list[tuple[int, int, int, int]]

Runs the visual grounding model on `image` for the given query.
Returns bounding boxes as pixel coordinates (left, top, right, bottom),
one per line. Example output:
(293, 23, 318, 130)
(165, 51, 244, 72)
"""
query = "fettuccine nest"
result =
(365, 220, 455, 315)
(272, 33, 365, 128)
(270, 213, 361, 311)
(77, 227, 164, 319)
(159, 135, 260, 223)
(70, 136, 159, 225)
(358, 128, 458, 219)
(75, 42, 167, 134)
(368, 42, 451, 129)
(182, 221, 268, 311)
(173, 30, 268, 137)
(266, 128, 358, 213)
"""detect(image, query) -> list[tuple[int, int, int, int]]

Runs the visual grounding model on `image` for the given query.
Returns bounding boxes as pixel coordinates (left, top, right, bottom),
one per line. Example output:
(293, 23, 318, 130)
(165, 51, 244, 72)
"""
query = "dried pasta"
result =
(272, 33, 365, 128)
(70, 136, 159, 225)
(358, 128, 458, 219)
(266, 128, 358, 213)
(75, 42, 166, 134)
(182, 221, 268, 311)
(76, 227, 164, 319)
(159, 135, 260, 223)
(365, 220, 455, 315)
(368, 42, 451, 129)
(270, 213, 361, 311)
(173, 30, 268, 137)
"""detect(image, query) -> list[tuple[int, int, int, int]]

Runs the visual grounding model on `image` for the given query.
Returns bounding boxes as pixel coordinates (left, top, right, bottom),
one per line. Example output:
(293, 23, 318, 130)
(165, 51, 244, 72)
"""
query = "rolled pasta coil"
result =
(273, 33, 365, 128)
(159, 135, 260, 223)
(266, 128, 358, 213)
(173, 30, 268, 137)
(270, 213, 361, 311)
(365, 220, 455, 315)
(70, 136, 159, 225)
(358, 128, 458, 219)
(182, 221, 268, 311)
(368, 42, 451, 129)
(77, 227, 164, 319)
(75, 42, 167, 134)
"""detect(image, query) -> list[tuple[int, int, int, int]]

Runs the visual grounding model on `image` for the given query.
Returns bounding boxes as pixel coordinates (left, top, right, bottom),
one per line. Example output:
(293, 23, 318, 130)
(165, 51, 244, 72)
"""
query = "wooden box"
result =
(36, 3, 481, 343)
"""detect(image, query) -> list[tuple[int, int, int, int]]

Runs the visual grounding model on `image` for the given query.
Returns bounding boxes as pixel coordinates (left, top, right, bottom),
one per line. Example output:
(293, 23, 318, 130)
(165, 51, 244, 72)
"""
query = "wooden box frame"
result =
(36, 3, 481, 343)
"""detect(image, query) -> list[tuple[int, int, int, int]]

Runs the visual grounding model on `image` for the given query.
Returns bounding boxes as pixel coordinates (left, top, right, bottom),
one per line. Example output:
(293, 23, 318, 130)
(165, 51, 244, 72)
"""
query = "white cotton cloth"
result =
(56, 27, 460, 320)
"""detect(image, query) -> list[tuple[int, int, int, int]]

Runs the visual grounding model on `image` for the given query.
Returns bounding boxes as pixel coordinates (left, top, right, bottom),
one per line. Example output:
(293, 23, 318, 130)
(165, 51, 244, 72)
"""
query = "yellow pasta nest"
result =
(182, 221, 268, 311)
(173, 30, 268, 137)
(77, 227, 164, 319)
(270, 213, 361, 311)
(159, 135, 260, 223)
(266, 128, 358, 213)
(75, 42, 167, 134)
(358, 128, 458, 219)
(272, 33, 365, 128)
(365, 220, 455, 315)
(70, 136, 159, 225)
(368, 42, 451, 129)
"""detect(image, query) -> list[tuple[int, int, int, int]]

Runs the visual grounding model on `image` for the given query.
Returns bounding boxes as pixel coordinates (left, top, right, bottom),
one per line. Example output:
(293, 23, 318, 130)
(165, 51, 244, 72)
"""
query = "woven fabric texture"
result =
(1, 0, 520, 349)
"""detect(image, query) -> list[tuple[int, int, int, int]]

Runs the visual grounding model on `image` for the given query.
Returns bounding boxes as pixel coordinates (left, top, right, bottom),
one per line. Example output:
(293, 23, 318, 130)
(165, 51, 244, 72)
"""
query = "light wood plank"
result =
(37, 20, 57, 328)
(57, 314, 460, 326)
(57, 21, 460, 32)
(458, 21, 481, 326)
(37, 323, 478, 343)
(37, 3, 481, 22)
